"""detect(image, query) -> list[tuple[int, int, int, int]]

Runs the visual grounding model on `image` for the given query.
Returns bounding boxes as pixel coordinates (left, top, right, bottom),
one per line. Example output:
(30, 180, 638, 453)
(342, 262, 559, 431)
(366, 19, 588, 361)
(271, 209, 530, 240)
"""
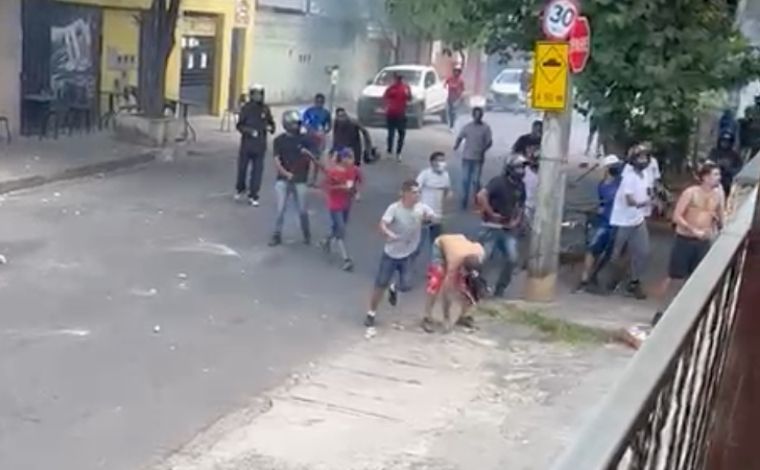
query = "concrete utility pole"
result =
(525, 75, 573, 302)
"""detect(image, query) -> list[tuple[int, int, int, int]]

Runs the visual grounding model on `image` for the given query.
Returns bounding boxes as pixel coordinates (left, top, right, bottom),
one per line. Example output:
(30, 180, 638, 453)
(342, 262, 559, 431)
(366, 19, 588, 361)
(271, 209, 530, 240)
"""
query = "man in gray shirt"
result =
(455, 107, 493, 210)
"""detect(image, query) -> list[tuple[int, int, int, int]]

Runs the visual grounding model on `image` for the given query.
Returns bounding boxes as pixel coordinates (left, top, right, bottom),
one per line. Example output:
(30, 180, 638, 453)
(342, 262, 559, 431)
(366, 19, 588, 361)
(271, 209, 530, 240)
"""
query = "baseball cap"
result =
(602, 155, 621, 167)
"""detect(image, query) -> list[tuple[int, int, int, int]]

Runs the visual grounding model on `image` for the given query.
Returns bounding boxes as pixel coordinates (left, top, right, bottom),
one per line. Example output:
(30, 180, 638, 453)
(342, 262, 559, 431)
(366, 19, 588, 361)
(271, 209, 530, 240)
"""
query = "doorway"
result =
(180, 35, 215, 114)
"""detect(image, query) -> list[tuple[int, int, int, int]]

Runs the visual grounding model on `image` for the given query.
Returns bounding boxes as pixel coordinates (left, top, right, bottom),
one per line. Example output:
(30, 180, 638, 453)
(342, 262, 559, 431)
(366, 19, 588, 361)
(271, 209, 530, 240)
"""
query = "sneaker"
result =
(364, 313, 376, 328)
(395, 153, 402, 162)
(249, 197, 260, 207)
(388, 283, 398, 307)
(626, 281, 647, 300)
(421, 317, 436, 334)
(268, 234, 282, 247)
(574, 280, 589, 293)
(234, 191, 245, 202)
(319, 238, 332, 255)
(456, 316, 476, 329)
(342, 259, 354, 272)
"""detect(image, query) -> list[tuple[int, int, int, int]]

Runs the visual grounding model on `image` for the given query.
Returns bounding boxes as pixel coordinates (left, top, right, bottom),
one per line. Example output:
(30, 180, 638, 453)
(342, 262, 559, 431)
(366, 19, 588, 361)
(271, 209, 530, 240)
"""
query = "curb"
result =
(0, 152, 156, 195)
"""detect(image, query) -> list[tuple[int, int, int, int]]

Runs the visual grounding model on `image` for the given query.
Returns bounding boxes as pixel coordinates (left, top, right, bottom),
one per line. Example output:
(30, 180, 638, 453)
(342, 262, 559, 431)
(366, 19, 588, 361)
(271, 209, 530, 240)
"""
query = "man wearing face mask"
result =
(414, 152, 452, 261)
(476, 156, 527, 297)
(605, 147, 652, 299)
(577, 155, 623, 292)
(235, 85, 276, 206)
(332, 107, 373, 166)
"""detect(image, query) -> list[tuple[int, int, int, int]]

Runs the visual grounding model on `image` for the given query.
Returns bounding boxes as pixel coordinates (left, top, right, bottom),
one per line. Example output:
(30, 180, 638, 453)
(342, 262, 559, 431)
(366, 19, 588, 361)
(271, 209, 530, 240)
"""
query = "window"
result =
(424, 71, 436, 88)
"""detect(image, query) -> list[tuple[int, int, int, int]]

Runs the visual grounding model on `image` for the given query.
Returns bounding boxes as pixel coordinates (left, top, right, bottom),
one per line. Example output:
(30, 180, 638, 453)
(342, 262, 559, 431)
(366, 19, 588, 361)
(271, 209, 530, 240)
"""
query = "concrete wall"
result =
(0, 0, 22, 133)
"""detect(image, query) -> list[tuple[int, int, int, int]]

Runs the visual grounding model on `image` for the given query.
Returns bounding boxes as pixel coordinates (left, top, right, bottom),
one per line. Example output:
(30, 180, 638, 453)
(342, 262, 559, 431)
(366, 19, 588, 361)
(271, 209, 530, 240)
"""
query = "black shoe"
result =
(574, 280, 589, 293)
(626, 281, 647, 300)
(421, 317, 435, 334)
(364, 314, 376, 328)
(342, 259, 354, 272)
(388, 283, 398, 307)
(456, 316, 476, 329)
(268, 234, 282, 247)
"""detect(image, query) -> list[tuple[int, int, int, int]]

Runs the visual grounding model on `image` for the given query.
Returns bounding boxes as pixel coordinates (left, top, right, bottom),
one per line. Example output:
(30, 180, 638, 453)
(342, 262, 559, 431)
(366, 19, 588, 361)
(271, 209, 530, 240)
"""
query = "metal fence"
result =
(552, 159, 760, 470)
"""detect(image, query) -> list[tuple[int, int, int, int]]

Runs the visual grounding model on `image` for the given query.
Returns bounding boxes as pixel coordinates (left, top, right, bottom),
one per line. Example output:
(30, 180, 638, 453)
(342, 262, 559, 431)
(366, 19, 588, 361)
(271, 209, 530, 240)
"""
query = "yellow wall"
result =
(58, 0, 251, 116)
(101, 9, 139, 92)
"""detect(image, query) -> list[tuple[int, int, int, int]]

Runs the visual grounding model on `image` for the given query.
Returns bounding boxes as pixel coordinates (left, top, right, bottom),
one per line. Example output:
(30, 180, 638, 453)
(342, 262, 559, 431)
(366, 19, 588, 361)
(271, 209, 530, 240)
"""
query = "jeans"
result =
(329, 209, 350, 240)
(236, 148, 264, 198)
(611, 222, 650, 281)
(479, 227, 519, 294)
(386, 115, 407, 155)
(273, 180, 310, 238)
(446, 100, 458, 129)
(461, 159, 483, 209)
(412, 223, 444, 263)
(375, 252, 412, 290)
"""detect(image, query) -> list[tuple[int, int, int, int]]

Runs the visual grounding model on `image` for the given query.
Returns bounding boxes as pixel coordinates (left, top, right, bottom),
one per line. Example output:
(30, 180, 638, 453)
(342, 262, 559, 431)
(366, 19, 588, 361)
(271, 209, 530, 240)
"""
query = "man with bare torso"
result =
(653, 162, 724, 324)
(423, 234, 487, 333)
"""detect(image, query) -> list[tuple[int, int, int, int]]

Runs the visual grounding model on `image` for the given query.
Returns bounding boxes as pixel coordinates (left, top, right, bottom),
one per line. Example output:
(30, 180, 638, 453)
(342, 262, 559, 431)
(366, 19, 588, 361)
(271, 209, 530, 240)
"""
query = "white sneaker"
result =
(249, 197, 260, 207)
(234, 192, 245, 202)
(395, 153, 402, 162)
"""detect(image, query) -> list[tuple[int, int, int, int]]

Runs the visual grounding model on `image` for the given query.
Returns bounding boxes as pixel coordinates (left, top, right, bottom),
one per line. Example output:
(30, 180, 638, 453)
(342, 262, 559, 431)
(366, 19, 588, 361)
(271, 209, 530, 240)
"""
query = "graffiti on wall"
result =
(50, 7, 99, 104)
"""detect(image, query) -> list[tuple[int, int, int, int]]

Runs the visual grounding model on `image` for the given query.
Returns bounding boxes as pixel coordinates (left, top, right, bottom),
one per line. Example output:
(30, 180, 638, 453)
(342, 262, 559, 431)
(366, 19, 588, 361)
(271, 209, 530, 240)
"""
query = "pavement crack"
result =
(276, 394, 403, 422)
(327, 364, 424, 386)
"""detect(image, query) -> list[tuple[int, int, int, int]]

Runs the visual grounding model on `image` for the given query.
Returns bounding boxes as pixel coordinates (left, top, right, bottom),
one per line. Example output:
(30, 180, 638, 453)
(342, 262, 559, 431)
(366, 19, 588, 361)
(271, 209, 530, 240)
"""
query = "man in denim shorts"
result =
(365, 179, 438, 335)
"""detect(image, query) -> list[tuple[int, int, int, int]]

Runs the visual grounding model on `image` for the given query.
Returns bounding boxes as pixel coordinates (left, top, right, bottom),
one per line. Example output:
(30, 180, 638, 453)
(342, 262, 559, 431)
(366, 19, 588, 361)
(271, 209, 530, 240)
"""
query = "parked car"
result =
(486, 68, 530, 113)
(357, 65, 448, 128)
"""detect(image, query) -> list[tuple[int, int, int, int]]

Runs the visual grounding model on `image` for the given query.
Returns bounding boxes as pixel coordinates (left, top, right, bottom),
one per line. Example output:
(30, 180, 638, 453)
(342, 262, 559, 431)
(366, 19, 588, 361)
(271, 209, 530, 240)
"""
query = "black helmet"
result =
(282, 109, 302, 133)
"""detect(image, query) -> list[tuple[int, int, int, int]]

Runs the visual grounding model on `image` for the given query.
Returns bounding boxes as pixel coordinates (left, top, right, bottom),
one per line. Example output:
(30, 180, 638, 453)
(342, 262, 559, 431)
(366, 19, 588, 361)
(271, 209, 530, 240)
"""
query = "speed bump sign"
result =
(531, 41, 569, 111)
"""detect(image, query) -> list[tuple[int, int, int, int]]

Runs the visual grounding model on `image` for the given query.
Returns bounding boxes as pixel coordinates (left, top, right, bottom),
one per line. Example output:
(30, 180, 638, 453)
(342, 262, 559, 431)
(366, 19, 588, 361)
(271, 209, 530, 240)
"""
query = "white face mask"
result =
(434, 161, 447, 172)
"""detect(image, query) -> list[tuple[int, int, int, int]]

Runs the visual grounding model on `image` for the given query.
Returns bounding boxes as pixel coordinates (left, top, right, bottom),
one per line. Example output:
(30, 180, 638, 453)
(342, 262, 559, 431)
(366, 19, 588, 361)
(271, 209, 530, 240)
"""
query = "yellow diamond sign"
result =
(531, 41, 569, 111)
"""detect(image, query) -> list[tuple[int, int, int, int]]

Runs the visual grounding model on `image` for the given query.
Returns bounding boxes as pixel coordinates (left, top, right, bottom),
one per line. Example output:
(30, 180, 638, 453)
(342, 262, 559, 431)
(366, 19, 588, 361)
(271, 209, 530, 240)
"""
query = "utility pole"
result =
(525, 78, 573, 302)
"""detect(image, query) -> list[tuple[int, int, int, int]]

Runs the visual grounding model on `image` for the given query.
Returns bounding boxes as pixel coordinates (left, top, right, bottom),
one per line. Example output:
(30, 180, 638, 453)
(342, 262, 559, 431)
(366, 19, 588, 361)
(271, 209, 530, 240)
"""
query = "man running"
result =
(605, 148, 652, 299)
(383, 73, 412, 161)
(578, 155, 623, 291)
(365, 180, 438, 335)
(235, 85, 275, 206)
(653, 163, 724, 324)
(476, 157, 527, 297)
(444, 67, 465, 129)
(269, 110, 313, 247)
(512, 120, 543, 157)
(303, 93, 332, 185)
(454, 107, 492, 210)
(415, 151, 452, 261)
(423, 234, 486, 333)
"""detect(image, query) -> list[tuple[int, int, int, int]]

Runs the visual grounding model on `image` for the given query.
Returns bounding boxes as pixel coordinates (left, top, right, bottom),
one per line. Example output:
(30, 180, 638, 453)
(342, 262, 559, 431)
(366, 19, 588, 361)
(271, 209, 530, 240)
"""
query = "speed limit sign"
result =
(542, 0, 579, 40)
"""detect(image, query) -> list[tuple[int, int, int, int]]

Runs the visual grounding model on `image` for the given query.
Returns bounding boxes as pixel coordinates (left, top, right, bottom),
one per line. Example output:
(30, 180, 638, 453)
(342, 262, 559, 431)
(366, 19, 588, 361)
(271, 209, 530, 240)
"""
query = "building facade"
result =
(0, 0, 22, 134)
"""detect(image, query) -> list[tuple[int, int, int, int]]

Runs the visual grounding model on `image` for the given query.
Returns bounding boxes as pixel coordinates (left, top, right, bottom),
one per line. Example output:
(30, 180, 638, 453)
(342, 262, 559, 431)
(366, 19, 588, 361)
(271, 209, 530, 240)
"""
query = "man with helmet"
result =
(269, 109, 314, 247)
(708, 130, 743, 196)
(577, 155, 623, 292)
(235, 85, 275, 206)
(476, 156, 528, 297)
(605, 146, 652, 299)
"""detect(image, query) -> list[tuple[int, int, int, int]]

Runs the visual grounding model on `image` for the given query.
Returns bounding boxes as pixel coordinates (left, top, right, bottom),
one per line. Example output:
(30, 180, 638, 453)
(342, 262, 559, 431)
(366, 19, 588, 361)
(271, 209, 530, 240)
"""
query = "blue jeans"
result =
(479, 227, 519, 294)
(374, 252, 412, 290)
(461, 160, 483, 209)
(274, 180, 310, 238)
(447, 100, 458, 129)
(329, 209, 350, 240)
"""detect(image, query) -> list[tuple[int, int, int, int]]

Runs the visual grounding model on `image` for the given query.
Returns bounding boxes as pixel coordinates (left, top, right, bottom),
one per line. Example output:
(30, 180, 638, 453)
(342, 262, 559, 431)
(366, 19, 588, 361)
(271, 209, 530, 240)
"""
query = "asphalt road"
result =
(0, 111, 594, 470)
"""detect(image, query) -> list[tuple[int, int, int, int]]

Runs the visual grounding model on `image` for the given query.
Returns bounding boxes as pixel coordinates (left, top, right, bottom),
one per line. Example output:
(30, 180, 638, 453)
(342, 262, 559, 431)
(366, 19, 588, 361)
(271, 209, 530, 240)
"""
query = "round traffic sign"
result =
(542, 0, 579, 40)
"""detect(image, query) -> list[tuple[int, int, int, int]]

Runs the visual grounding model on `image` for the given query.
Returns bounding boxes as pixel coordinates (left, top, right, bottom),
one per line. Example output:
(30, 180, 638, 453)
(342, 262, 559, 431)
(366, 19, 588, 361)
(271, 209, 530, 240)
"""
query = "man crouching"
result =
(423, 234, 488, 333)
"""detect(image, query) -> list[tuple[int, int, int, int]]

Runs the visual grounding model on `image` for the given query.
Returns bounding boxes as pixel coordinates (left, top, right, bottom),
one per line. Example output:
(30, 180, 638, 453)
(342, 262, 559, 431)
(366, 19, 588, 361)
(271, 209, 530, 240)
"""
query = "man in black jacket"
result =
(332, 107, 373, 165)
(236, 85, 276, 206)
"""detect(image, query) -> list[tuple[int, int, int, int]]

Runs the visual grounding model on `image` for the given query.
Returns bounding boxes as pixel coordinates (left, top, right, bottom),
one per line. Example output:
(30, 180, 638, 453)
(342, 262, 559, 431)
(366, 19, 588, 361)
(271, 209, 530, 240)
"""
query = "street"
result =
(0, 111, 602, 470)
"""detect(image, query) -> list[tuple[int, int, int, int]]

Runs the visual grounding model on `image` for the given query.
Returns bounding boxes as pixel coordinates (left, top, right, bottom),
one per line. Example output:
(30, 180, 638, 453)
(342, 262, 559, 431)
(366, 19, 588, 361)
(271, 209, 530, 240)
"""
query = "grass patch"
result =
(479, 303, 613, 345)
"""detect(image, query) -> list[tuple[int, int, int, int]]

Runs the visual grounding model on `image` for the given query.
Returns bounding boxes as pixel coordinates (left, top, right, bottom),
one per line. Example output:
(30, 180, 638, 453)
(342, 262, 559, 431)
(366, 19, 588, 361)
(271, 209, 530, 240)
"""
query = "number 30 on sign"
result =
(542, 0, 579, 40)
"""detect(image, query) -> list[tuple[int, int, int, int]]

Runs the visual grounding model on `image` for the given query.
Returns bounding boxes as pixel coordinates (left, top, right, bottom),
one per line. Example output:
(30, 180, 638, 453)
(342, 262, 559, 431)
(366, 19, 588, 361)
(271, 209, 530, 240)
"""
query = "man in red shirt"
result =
(383, 73, 412, 162)
(444, 67, 465, 129)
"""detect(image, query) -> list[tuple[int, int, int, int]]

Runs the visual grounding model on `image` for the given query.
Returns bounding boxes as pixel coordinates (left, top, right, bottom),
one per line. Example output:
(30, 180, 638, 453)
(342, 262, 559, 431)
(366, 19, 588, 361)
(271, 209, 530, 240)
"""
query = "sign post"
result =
(526, 2, 578, 302)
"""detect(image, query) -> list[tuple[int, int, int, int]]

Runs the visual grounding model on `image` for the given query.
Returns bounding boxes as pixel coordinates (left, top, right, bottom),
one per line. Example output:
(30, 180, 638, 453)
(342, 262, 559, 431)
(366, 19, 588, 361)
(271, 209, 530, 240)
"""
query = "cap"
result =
(602, 155, 621, 167)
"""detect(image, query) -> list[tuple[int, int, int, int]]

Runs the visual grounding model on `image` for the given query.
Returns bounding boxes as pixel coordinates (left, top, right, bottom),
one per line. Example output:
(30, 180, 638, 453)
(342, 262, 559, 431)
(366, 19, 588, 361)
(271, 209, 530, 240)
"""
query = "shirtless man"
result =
(653, 163, 724, 324)
(423, 234, 487, 333)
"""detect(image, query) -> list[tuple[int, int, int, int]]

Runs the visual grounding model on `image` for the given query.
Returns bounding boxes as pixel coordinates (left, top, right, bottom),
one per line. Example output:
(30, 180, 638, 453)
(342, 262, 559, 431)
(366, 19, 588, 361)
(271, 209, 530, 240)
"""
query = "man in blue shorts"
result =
(578, 155, 623, 292)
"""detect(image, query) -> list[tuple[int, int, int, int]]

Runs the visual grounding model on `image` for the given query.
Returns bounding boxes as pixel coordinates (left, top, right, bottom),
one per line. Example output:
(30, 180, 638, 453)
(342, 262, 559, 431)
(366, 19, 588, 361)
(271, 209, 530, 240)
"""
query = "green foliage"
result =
(387, 0, 760, 159)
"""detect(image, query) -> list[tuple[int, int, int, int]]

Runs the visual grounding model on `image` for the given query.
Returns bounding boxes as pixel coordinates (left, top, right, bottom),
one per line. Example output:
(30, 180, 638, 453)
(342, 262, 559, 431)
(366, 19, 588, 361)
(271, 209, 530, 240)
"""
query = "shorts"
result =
(668, 235, 710, 280)
(587, 222, 617, 257)
(374, 252, 412, 290)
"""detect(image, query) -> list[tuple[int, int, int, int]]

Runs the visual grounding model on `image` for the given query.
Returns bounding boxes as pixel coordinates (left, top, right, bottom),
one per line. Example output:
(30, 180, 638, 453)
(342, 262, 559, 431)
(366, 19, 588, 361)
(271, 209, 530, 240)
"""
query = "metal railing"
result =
(552, 158, 760, 470)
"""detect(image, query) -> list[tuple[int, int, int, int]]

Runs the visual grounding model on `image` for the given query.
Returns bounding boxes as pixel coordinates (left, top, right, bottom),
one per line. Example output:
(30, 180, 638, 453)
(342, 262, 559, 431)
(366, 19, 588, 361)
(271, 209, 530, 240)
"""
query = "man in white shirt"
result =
(606, 149, 652, 299)
(623, 144, 662, 217)
(415, 151, 452, 260)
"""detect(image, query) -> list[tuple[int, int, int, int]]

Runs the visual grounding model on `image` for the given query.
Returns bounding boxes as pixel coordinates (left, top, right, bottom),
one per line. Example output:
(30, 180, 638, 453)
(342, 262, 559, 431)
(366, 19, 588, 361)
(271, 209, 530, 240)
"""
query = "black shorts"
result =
(668, 235, 710, 280)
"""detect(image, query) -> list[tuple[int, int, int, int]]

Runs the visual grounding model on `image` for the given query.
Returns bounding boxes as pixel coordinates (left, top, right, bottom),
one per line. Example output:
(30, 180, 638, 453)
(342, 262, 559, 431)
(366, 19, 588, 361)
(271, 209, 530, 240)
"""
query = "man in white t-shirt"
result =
(606, 149, 652, 299)
(623, 143, 662, 217)
(415, 151, 452, 260)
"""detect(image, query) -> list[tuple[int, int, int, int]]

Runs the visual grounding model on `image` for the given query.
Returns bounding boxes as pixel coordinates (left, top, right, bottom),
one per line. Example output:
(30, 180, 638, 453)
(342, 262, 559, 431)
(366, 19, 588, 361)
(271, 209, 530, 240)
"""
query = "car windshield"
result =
(374, 70, 421, 86)
(496, 70, 522, 84)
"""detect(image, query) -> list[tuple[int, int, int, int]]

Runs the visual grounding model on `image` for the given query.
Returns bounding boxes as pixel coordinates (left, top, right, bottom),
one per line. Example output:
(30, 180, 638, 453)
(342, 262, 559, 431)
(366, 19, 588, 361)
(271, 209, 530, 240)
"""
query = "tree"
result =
(138, 0, 181, 118)
(387, 0, 760, 165)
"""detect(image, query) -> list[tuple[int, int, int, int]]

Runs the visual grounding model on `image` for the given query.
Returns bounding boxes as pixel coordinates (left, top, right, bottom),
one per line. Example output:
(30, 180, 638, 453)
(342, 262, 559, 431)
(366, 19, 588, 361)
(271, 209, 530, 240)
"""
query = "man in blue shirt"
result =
(303, 93, 332, 185)
(578, 155, 623, 292)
